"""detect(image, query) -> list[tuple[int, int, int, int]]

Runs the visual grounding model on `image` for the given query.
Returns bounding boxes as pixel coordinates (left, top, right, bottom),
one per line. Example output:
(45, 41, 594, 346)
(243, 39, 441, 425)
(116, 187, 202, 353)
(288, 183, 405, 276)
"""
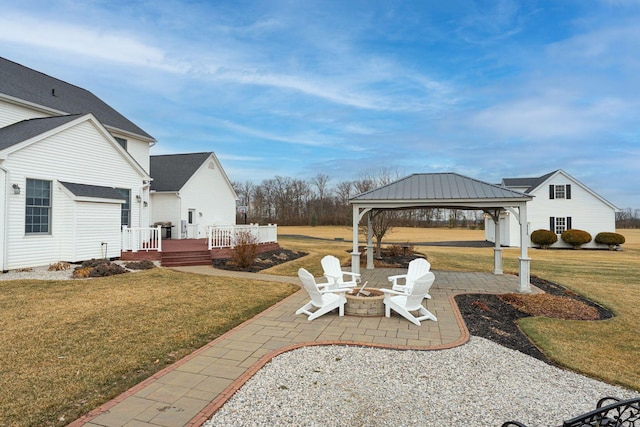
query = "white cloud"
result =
(0, 13, 188, 73)
(470, 97, 625, 139)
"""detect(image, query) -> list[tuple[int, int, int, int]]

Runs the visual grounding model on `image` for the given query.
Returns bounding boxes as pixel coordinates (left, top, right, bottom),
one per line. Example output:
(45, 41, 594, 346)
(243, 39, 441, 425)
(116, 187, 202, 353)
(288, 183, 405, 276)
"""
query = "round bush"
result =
(530, 229, 558, 249)
(561, 229, 592, 249)
(595, 232, 625, 249)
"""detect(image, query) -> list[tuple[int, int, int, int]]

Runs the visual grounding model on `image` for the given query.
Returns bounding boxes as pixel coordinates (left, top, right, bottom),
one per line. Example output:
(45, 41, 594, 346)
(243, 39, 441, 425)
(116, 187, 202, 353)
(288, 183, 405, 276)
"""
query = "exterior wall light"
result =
(12, 184, 20, 194)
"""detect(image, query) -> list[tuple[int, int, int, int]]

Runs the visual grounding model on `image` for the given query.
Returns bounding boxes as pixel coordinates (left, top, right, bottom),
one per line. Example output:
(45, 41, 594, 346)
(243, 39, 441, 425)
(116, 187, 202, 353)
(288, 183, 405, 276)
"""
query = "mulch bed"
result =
(212, 249, 307, 272)
(455, 276, 613, 364)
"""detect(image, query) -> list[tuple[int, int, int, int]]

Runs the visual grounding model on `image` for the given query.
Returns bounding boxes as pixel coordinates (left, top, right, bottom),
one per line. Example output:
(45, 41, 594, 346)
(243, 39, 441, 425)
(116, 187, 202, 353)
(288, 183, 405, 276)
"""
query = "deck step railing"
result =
(207, 224, 277, 249)
(121, 226, 162, 252)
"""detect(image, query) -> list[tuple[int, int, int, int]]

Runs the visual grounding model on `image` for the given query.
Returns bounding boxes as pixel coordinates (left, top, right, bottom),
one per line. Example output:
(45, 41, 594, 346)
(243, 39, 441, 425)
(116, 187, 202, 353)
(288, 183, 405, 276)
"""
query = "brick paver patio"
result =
(70, 266, 523, 427)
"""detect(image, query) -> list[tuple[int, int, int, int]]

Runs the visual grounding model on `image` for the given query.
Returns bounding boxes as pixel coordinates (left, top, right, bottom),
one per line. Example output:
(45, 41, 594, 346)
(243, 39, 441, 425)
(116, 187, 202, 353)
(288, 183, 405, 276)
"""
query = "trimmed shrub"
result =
(530, 229, 558, 249)
(595, 232, 625, 250)
(231, 231, 259, 269)
(561, 229, 592, 249)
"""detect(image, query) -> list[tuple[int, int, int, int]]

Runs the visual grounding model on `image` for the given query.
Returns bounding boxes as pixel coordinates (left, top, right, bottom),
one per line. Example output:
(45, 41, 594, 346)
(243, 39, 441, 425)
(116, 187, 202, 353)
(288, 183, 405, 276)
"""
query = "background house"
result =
(150, 152, 238, 239)
(485, 170, 618, 248)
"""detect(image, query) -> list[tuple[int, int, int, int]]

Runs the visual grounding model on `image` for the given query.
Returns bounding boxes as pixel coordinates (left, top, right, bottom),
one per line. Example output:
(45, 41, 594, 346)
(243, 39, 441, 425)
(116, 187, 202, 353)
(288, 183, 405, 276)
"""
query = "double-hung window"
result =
(549, 184, 571, 199)
(25, 179, 52, 234)
(115, 188, 131, 227)
(550, 216, 572, 234)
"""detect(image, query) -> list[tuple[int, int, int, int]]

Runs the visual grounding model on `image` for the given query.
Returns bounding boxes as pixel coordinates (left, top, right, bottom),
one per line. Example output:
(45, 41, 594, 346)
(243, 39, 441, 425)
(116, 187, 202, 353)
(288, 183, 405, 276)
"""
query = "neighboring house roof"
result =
(350, 173, 531, 208)
(0, 115, 83, 151)
(149, 152, 214, 192)
(502, 170, 557, 193)
(59, 181, 127, 201)
(0, 57, 154, 141)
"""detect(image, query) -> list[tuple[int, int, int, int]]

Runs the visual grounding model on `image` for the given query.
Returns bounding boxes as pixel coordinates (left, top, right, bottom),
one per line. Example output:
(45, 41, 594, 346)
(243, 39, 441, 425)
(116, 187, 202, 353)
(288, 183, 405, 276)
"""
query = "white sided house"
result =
(150, 152, 238, 239)
(0, 57, 155, 271)
(485, 170, 617, 249)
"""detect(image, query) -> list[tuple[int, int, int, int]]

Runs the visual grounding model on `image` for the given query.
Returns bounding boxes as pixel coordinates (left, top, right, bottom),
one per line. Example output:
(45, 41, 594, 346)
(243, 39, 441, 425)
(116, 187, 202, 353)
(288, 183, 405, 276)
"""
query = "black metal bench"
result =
(501, 396, 640, 427)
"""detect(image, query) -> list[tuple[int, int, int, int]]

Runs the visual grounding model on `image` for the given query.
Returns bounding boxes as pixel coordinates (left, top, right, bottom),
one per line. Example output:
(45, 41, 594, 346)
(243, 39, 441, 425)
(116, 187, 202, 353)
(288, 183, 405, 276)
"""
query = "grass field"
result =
(275, 226, 640, 392)
(0, 269, 298, 427)
(1, 226, 638, 426)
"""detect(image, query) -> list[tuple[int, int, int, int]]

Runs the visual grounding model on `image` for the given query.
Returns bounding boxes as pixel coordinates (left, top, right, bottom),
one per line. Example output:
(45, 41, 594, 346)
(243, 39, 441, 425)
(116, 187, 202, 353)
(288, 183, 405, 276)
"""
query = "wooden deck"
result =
(120, 238, 280, 267)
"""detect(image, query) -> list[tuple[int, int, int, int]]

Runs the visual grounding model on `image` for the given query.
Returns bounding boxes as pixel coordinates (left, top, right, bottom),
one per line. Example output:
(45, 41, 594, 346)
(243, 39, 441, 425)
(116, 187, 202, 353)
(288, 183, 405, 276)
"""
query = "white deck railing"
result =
(121, 226, 162, 252)
(207, 224, 277, 249)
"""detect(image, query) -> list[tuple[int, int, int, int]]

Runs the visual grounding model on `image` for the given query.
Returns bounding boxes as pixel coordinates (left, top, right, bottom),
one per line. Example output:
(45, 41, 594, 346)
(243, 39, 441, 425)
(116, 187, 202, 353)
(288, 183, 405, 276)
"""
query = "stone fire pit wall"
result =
(344, 288, 385, 317)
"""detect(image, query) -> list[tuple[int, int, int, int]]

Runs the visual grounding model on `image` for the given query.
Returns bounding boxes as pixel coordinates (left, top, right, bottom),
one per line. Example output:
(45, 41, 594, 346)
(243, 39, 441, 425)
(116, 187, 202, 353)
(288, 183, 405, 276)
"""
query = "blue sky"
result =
(1, 0, 639, 207)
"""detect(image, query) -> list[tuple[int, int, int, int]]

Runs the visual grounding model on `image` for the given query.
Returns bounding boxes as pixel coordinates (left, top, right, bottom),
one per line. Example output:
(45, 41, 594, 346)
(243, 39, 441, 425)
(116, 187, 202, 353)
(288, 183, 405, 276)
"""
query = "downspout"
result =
(0, 163, 9, 272)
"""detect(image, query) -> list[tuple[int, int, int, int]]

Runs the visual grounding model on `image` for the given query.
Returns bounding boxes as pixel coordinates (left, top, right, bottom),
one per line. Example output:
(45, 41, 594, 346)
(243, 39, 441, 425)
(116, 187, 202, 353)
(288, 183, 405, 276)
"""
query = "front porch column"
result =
(351, 206, 361, 274)
(366, 212, 374, 270)
(517, 203, 532, 293)
(493, 211, 503, 275)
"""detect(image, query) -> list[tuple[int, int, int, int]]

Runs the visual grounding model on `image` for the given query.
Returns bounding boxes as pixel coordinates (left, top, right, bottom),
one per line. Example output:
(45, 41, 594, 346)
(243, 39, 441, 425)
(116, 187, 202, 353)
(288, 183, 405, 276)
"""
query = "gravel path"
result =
(0, 265, 77, 281)
(206, 337, 637, 427)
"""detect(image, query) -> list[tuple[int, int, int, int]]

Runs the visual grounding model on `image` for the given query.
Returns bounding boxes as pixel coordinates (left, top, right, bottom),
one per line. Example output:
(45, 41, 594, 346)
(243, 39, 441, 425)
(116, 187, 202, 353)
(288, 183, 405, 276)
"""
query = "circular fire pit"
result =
(345, 288, 385, 317)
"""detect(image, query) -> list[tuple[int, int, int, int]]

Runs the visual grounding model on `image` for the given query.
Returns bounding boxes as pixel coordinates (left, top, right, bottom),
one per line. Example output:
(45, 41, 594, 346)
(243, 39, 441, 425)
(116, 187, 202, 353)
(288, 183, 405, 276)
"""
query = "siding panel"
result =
(4, 119, 146, 268)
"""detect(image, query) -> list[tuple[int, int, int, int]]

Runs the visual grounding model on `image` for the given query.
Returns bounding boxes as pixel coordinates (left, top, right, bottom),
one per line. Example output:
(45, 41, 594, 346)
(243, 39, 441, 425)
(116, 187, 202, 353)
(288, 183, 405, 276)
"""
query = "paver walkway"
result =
(70, 267, 523, 427)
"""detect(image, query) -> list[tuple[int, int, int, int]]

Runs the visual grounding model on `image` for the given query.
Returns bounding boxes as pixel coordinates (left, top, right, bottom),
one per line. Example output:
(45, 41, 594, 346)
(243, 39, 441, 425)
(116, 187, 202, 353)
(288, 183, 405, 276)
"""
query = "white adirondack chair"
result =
(382, 271, 437, 325)
(296, 268, 348, 321)
(387, 258, 431, 298)
(321, 255, 360, 290)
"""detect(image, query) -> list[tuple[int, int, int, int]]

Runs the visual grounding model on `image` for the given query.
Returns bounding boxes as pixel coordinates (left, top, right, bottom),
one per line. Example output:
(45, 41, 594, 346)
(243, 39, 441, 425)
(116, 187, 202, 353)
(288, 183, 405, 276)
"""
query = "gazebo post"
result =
(351, 206, 361, 274)
(493, 210, 503, 275)
(366, 212, 374, 269)
(493, 219, 502, 274)
(517, 203, 532, 293)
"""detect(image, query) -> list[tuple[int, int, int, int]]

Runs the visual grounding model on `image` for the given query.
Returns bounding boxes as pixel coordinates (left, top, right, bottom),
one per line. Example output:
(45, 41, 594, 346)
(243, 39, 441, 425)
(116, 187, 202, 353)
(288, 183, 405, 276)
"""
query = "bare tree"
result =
(333, 180, 353, 225)
(311, 173, 330, 225)
(355, 168, 402, 258)
(232, 181, 254, 224)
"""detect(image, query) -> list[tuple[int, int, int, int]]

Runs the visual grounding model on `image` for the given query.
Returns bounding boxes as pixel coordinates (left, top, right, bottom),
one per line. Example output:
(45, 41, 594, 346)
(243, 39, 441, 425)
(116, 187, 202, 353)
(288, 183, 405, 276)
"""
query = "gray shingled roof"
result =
(0, 115, 83, 151)
(502, 170, 557, 193)
(59, 181, 127, 201)
(351, 173, 530, 204)
(150, 152, 212, 192)
(0, 57, 154, 140)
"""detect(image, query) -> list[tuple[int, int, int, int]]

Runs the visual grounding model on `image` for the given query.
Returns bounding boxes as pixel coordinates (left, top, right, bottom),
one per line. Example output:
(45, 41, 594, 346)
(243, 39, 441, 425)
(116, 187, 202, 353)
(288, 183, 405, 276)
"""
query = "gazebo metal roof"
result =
(350, 173, 532, 209)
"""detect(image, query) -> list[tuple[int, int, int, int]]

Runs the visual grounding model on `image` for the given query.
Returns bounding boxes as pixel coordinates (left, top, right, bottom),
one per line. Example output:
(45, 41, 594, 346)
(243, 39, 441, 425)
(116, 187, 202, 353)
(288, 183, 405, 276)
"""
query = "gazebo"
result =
(349, 173, 533, 293)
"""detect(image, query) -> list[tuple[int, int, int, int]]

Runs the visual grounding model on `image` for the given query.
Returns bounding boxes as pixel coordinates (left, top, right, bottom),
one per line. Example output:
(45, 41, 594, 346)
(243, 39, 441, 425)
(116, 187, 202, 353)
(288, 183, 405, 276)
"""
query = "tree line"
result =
(616, 208, 640, 228)
(233, 172, 638, 230)
(231, 172, 485, 229)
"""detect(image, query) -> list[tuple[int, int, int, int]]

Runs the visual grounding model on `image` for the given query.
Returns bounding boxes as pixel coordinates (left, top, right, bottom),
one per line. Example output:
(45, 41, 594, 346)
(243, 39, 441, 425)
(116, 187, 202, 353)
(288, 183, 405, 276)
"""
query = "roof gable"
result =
(150, 152, 214, 192)
(0, 57, 154, 141)
(0, 115, 83, 151)
(524, 170, 618, 210)
(0, 113, 150, 179)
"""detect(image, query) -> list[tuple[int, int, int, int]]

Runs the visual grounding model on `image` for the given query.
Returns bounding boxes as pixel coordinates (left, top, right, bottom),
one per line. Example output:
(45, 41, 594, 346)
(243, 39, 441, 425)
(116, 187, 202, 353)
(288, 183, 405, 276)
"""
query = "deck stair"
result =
(161, 249, 212, 267)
